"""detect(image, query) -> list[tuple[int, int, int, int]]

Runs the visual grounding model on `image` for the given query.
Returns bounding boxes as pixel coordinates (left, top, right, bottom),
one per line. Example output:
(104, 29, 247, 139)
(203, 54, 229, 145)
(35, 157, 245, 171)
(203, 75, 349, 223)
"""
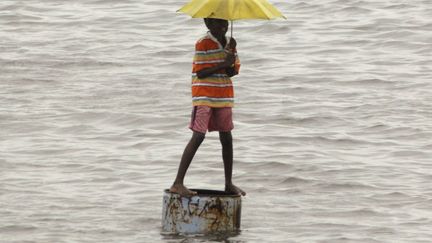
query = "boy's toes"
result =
(225, 183, 246, 196)
(169, 184, 197, 197)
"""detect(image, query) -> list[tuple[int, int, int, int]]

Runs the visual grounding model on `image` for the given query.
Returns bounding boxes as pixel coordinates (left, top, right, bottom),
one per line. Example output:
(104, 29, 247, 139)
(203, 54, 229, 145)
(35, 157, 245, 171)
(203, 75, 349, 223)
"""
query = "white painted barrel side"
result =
(161, 189, 241, 234)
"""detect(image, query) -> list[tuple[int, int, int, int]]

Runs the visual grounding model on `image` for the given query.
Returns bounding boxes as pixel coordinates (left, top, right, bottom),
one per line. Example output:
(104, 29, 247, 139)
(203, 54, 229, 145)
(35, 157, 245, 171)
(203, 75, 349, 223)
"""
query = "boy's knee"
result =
(192, 131, 206, 143)
(219, 132, 232, 145)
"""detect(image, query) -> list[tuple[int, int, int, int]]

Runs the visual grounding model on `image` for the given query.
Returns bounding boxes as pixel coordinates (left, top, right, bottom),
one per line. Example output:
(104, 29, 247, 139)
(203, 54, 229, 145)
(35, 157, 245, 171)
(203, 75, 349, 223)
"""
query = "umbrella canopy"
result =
(178, 0, 286, 20)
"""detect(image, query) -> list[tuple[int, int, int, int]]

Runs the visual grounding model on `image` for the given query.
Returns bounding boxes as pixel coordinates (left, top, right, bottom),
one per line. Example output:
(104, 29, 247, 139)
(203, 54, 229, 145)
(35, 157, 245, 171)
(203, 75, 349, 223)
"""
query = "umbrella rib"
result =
(251, 0, 280, 19)
(178, 0, 285, 20)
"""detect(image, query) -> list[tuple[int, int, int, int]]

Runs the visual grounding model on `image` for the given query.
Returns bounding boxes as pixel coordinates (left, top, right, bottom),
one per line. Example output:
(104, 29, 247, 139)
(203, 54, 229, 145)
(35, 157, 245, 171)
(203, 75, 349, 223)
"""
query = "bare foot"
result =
(225, 183, 246, 196)
(169, 184, 197, 197)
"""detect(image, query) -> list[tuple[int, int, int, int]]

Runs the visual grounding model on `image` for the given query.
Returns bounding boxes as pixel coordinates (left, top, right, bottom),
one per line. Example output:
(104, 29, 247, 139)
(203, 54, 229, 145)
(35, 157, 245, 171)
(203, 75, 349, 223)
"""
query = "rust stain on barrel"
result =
(162, 189, 242, 234)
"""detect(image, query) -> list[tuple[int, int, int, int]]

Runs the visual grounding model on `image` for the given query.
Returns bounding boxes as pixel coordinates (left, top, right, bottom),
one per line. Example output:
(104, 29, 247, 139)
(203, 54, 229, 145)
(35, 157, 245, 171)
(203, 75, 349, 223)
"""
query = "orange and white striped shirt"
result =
(191, 32, 240, 108)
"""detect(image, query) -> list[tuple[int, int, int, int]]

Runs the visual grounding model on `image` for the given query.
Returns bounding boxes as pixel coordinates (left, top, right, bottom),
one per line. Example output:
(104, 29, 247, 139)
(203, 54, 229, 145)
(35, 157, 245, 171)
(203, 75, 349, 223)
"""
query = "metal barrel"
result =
(161, 189, 242, 234)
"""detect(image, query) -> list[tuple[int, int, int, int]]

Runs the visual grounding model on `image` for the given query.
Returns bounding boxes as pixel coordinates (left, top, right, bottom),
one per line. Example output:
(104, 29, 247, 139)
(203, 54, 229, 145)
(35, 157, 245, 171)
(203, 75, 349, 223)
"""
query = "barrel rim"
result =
(164, 189, 241, 198)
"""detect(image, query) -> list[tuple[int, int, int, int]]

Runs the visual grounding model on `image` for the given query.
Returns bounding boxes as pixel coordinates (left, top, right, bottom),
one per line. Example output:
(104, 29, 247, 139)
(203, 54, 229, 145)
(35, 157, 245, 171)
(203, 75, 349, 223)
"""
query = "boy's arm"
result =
(225, 66, 238, 77)
(196, 52, 236, 79)
(195, 37, 238, 79)
(225, 37, 239, 78)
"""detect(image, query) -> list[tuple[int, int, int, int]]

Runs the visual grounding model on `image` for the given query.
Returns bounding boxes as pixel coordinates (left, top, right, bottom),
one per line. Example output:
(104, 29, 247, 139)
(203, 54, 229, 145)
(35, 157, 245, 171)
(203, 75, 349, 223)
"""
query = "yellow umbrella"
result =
(178, 0, 285, 38)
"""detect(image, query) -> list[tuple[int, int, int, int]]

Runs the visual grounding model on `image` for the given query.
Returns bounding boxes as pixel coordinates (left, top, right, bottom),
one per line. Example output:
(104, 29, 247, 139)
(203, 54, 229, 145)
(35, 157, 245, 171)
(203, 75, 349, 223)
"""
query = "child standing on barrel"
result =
(170, 18, 246, 197)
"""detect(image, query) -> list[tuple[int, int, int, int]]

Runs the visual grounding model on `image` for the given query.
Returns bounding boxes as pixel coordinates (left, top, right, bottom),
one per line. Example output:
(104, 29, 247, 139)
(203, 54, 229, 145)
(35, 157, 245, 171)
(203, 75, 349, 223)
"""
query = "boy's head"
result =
(204, 18, 228, 37)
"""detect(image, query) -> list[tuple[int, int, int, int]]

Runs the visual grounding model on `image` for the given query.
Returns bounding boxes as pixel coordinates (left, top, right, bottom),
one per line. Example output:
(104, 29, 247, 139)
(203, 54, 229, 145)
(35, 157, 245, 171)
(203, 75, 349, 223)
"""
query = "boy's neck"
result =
(209, 31, 226, 47)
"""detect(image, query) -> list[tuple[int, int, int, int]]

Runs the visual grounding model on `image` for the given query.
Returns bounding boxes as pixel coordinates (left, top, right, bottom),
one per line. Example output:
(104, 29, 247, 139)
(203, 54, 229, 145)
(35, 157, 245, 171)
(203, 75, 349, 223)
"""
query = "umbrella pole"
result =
(230, 20, 233, 40)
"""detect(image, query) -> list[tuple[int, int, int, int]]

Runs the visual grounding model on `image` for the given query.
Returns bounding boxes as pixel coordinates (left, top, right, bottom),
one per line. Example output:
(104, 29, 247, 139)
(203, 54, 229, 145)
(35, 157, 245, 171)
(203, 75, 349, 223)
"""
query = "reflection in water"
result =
(161, 231, 242, 243)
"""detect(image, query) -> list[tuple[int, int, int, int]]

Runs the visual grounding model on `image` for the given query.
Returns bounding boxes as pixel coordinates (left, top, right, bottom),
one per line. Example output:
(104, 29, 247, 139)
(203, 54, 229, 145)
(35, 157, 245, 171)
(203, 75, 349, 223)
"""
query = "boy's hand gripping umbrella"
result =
(177, 0, 286, 39)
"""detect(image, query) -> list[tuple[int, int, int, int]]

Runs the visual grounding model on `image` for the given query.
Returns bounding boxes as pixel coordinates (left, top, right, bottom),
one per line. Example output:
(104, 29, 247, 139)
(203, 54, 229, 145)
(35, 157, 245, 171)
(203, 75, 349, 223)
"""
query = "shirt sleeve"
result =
(192, 40, 211, 74)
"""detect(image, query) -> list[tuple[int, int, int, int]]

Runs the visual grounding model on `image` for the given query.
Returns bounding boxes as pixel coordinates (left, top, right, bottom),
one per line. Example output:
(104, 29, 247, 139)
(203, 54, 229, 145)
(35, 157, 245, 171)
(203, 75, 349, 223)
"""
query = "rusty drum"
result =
(161, 189, 242, 234)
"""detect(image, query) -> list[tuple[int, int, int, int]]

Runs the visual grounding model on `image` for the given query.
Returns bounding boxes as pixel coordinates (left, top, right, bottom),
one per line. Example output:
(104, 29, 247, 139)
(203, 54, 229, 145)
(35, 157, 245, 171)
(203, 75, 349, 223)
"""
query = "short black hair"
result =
(204, 18, 227, 29)
(204, 18, 212, 28)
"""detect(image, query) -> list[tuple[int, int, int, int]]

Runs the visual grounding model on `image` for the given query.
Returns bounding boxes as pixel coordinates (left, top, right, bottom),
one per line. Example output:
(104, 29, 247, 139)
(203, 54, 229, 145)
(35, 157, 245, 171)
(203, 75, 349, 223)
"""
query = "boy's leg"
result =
(170, 131, 205, 196)
(219, 131, 246, 196)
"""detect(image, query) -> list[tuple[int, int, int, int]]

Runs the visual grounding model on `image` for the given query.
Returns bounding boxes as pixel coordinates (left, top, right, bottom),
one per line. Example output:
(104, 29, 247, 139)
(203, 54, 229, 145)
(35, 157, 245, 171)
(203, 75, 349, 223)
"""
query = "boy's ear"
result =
(204, 18, 210, 28)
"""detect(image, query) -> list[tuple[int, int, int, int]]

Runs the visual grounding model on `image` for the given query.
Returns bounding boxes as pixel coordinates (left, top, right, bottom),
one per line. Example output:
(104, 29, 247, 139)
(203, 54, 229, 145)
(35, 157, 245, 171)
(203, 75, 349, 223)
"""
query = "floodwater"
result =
(1, 0, 431, 242)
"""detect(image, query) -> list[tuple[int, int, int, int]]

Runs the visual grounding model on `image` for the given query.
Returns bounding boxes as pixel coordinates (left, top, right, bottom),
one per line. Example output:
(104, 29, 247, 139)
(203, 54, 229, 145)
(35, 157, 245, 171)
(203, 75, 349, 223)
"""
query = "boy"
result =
(169, 18, 246, 197)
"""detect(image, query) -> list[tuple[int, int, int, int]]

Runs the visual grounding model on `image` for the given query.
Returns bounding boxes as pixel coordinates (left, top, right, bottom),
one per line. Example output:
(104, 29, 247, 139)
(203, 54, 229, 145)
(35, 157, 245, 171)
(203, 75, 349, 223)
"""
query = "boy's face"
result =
(205, 18, 228, 37)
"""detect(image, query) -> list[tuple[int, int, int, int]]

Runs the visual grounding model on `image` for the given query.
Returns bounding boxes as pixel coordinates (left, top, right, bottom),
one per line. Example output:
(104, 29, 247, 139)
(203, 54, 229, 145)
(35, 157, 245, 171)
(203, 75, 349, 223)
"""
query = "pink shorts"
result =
(189, 106, 234, 134)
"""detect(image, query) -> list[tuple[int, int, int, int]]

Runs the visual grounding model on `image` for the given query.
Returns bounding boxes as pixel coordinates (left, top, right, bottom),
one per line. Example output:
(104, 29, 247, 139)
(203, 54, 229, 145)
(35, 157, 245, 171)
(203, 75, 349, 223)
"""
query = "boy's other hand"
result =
(228, 37, 237, 50)
(223, 51, 236, 68)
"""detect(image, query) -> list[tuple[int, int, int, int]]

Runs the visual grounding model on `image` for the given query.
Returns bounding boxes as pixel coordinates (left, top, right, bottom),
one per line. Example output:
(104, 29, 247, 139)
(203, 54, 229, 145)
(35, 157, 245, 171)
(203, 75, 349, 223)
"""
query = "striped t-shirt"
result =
(191, 32, 240, 108)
